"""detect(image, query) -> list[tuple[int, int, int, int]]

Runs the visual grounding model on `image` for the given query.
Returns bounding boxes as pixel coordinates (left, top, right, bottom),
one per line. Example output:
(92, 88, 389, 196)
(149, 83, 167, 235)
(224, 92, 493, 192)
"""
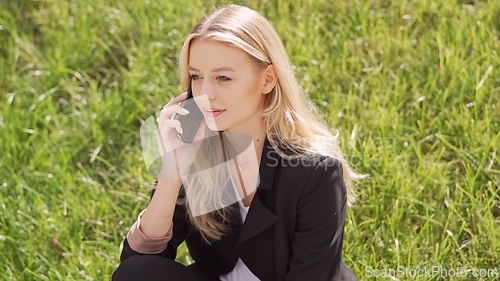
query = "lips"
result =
(202, 108, 226, 117)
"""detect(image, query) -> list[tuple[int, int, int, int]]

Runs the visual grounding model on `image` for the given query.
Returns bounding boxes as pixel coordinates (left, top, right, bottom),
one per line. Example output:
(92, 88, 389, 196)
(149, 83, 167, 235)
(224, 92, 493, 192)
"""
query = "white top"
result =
(219, 176, 260, 281)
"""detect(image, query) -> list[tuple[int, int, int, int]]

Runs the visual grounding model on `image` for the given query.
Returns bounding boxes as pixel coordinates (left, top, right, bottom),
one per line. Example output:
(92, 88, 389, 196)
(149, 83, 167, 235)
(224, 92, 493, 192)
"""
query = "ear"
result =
(261, 64, 278, 94)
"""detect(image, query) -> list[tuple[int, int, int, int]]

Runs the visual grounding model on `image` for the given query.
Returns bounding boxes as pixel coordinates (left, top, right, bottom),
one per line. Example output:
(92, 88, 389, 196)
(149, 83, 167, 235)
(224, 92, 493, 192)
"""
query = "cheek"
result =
(193, 95, 210, 108)
(240, 77, 263, 101)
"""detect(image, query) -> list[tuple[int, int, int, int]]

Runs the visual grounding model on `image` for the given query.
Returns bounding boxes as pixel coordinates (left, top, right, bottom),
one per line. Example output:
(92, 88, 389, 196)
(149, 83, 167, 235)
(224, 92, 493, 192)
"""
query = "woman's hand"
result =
(156, 92, 206, 180)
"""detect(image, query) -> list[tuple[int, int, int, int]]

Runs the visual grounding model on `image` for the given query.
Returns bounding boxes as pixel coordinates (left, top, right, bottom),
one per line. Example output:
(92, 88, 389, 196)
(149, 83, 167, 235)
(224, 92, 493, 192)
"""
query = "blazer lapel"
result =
(236, 193, 277, 245)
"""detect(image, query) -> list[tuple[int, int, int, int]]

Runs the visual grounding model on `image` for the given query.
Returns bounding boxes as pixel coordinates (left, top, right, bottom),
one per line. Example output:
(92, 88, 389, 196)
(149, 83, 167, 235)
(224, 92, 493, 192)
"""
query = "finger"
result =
(163, 92, 189, 108)
(157, 105, 190, 124)
(156, 121, 180, 154)
(161, 119, 183, 135)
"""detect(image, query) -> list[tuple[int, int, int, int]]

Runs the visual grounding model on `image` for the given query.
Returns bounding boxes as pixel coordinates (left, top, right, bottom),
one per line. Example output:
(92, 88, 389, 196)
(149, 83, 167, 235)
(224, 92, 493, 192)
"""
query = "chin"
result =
(205, 120, 227, 132)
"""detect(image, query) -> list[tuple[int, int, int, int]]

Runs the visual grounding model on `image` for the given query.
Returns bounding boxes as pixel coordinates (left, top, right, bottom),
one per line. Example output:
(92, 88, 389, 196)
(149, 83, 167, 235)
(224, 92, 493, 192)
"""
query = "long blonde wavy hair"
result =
(177, 4, 364, 243)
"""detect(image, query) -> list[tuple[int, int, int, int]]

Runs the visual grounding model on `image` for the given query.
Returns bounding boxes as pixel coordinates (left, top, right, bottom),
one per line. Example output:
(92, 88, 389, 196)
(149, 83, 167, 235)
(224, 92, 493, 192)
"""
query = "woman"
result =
(113, 4, 362, 281)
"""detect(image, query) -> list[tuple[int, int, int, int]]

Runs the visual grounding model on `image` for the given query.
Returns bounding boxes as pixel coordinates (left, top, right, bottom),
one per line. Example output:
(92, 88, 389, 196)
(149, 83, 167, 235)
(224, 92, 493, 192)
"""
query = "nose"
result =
(198, 80, 216, 100)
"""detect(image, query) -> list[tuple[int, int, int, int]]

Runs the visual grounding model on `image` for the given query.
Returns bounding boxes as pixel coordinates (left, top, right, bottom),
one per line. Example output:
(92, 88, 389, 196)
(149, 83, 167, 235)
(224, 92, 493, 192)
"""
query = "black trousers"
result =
(112, 255, 220, 281)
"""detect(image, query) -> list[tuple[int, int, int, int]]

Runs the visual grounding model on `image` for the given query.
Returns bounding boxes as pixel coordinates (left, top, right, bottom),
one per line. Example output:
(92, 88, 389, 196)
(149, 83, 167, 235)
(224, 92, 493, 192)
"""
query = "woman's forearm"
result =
(139, 178, 183, 238)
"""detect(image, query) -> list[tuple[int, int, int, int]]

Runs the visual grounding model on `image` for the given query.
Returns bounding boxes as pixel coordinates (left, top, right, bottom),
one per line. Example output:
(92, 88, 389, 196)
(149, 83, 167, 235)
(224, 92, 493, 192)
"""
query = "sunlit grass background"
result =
(1, 0, 499, 280)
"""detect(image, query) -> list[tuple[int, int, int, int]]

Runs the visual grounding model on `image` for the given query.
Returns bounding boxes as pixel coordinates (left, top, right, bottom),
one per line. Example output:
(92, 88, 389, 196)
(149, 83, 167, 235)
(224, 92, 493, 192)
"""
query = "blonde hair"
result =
(178, 5, 364, 243)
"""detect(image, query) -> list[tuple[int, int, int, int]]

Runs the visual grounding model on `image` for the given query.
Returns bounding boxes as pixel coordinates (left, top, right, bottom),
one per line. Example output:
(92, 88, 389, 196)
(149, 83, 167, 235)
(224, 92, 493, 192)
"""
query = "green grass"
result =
(1, 0, 499, 280)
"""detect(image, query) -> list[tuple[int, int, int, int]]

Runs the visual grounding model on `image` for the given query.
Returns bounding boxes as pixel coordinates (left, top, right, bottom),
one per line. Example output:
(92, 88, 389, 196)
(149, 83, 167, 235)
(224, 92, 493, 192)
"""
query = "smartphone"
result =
(173, 86, 204, 143)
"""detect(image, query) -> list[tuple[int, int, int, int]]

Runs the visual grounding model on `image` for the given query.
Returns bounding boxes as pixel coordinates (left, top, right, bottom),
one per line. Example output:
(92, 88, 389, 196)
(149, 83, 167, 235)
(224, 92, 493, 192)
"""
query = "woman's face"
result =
(188, 39, 274, 133)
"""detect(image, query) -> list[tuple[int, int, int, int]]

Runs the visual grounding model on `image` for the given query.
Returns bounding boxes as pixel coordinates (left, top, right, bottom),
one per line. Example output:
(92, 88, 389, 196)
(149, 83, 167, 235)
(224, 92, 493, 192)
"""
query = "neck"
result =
(223, 125, 266, 165)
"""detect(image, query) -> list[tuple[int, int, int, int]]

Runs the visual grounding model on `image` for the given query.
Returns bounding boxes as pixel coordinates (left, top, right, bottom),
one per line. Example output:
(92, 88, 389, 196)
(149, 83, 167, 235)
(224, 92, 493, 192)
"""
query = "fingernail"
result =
(179, 127, 183, 134)
(156, 117, 160, 123)
(183, 108, 190, 114)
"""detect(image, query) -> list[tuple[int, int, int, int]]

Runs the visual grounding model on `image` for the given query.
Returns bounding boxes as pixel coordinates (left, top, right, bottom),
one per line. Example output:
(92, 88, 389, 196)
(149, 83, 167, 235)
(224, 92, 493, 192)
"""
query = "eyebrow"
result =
(188, 66, 236, 73)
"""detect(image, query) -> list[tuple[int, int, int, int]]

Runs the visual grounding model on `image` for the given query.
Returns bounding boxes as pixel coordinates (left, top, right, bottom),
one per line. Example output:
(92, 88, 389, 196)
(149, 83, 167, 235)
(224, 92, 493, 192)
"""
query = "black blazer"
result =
(119, 139, 358, 281)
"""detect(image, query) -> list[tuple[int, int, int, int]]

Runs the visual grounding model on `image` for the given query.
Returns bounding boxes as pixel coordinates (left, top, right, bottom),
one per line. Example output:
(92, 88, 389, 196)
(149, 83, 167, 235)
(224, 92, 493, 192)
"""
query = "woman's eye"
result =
(217, 76, 231, 82)
(190, 74, 201, 80)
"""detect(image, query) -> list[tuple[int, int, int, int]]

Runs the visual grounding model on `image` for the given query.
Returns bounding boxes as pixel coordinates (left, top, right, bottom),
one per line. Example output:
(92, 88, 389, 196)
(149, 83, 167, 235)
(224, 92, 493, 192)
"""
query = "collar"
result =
(256, 138, 279, 191)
